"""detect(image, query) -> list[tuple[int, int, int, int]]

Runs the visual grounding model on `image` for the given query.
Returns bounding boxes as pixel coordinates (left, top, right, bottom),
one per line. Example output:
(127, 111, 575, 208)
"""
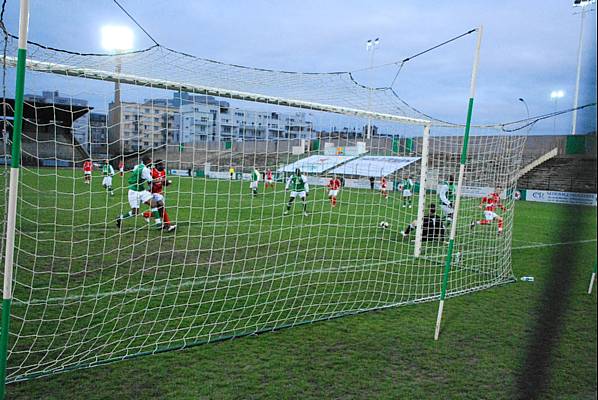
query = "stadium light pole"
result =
(571, 0, 595, 135)
(550, 90, 564, 134)
(1, 1, 30, 397)
(101, 26, 134, 158)
(434, 25, 483, 341)
(366, 37, 380, 140)
(518, 98, 530, 120)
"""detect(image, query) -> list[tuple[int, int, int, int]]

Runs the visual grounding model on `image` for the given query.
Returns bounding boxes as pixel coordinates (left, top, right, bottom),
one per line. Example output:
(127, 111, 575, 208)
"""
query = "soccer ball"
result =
(379, 221, 390, 229)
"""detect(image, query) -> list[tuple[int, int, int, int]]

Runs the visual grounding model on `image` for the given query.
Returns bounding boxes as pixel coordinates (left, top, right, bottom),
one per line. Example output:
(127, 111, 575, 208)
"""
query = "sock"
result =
(303, 201, 307, 213)
(479, 219, 489, 225)
(404, 223, 415, 234)
(142, 211, 151, 219)
(120, 211, 134, 220)
(163, 210, 171, 224)
(498, 219, 503, 231)
(332, 197, 337, 206)
(152, 208, 162, 225)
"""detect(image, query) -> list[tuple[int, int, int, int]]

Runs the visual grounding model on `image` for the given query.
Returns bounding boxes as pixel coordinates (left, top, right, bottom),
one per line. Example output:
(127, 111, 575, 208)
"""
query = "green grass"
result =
(1, 168, 596, 399)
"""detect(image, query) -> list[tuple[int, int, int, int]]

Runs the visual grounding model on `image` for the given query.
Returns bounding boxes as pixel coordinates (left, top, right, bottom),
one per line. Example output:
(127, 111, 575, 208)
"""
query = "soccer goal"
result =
(0, 9, 525, 387)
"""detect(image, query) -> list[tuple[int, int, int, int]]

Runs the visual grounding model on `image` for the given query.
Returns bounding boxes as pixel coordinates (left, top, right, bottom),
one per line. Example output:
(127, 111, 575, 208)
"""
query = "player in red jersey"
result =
(82, 159, 93, 184)
(380, 176, 388, 199)
(265, 168, 274, 189)
(327, 175, 342, 207)
(118, 159, 125, 177)
(142, 160, 176, 232)
(471, 186, 507, 235)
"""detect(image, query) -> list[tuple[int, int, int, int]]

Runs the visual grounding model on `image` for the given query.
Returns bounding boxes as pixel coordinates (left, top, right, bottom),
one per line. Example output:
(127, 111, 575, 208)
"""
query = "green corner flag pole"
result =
(0, 0, 30, 396)
(434, 25, 483, 341)
(588, 259, 597, 295)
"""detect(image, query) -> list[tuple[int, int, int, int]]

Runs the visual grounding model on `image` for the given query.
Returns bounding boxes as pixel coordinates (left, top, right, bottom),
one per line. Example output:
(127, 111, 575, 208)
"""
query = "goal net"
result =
(0, 34, 525, 382)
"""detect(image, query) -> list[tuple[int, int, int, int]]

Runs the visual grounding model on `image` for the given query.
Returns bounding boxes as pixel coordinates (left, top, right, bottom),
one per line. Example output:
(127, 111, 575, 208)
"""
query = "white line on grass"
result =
(14, 238, 596, 306)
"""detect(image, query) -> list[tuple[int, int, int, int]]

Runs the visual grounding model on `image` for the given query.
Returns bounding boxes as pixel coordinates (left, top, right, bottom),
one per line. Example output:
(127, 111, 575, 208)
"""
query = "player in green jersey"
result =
(116, 156, 164, 229)
(101, 160, 115, 196)
(284, 168, 310, 216)
(250, 167, 260, 196)
(399, 175, 414, 208)
(438, 174, 456, 223)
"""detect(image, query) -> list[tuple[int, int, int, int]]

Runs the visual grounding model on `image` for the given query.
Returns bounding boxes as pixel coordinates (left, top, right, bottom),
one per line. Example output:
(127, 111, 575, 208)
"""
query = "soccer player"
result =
(118, 159, 125, 177)
(284, 168, 309, 216)
(250, 167, 260, 196)
(265, 168, 274, 189)
(142, 159, 176, 232)
(327, 174, 341, 207)
(101, 159, 115, 196)
(83, 159, 93, 184)
(380, 176, 389, 199)
(229, 166, 235, 180)
(116, 156, 164, 229)
(400, 203, 445, 241)
(438, 175, 456, 223)
(399, 175, 414, 208)
(471, 186, 507, 235)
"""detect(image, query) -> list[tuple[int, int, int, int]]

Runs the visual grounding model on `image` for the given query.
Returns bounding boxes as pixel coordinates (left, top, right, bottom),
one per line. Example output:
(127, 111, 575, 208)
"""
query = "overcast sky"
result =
(2, 0, 597, 134)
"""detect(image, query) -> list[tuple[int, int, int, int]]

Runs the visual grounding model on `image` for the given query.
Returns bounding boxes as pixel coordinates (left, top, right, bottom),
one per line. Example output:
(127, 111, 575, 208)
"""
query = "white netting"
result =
(0, 35, 526, 383)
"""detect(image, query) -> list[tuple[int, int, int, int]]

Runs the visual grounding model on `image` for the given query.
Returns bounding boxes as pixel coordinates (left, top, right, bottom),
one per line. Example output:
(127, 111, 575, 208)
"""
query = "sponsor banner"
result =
(330, 156, 420, 178)
(278, 155, 355, 174)
(524, 189, 597, 206)
(170, 169, 191, 177)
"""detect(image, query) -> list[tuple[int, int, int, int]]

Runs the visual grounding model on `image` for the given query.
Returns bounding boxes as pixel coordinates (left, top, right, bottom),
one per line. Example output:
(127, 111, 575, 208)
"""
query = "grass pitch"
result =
(1, 168, 596, 399)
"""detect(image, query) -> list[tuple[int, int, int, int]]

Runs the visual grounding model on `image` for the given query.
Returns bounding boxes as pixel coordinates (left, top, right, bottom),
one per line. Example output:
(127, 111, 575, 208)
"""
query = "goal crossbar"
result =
(4, 56, 433, 126)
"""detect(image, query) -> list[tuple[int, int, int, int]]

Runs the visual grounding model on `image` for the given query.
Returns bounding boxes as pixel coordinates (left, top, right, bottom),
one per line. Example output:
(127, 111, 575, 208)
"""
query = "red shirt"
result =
(266, 170, 273, 179)
(380, 178, 387, 189)
(481, 192, 506, 212)
(150, 168, 166, 194)
(83, 161, 93, 172)
(328, 178, 341, 190)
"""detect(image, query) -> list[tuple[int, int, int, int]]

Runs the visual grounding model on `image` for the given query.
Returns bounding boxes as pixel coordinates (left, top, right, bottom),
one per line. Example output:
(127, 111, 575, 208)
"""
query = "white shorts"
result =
(266, 178, 274, 184)
(441, 203, 454, 216)
(402, 189, 412, 197)
(102, 176, 112, 187)
(119, 168, 124, 173)
(290, 191, 307, 199)
(128, 189, 152, 209)
(328, 190, 338, 197)
(484, 210, 498, 221)
(250, 181, 258, 190)
(84, 171, 91, 176)
(152, 193, 164, 202)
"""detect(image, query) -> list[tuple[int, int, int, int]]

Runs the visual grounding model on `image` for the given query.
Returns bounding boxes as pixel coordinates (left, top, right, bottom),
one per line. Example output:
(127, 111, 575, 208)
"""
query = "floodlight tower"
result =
(366, 37, 380, 139)
(571, 0, 595, 135)
(101, 26, 134, 157)
(550, 90, 565, 134)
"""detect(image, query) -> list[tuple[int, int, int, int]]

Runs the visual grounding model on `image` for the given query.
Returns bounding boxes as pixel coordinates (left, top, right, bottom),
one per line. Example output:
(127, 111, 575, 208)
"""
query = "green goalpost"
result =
(0, 0, 29, 397)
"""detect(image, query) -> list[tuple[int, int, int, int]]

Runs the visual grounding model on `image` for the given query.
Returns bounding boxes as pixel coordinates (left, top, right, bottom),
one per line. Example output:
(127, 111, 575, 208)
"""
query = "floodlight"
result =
(101, 26, 134, 52)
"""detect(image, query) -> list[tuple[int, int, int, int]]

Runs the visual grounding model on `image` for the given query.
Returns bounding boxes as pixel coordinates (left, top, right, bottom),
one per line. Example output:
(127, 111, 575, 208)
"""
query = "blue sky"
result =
(2, 0, 597, 134)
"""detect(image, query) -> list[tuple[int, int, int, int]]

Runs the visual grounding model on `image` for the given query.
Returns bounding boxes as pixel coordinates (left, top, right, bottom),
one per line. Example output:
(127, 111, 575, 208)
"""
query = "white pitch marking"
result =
(13, 238, 596, 306)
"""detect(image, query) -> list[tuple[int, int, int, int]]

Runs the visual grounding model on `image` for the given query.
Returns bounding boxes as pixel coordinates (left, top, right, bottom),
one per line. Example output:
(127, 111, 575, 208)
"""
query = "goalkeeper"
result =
(400, 203, 445, 241)
(284, 168, 310, 216)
